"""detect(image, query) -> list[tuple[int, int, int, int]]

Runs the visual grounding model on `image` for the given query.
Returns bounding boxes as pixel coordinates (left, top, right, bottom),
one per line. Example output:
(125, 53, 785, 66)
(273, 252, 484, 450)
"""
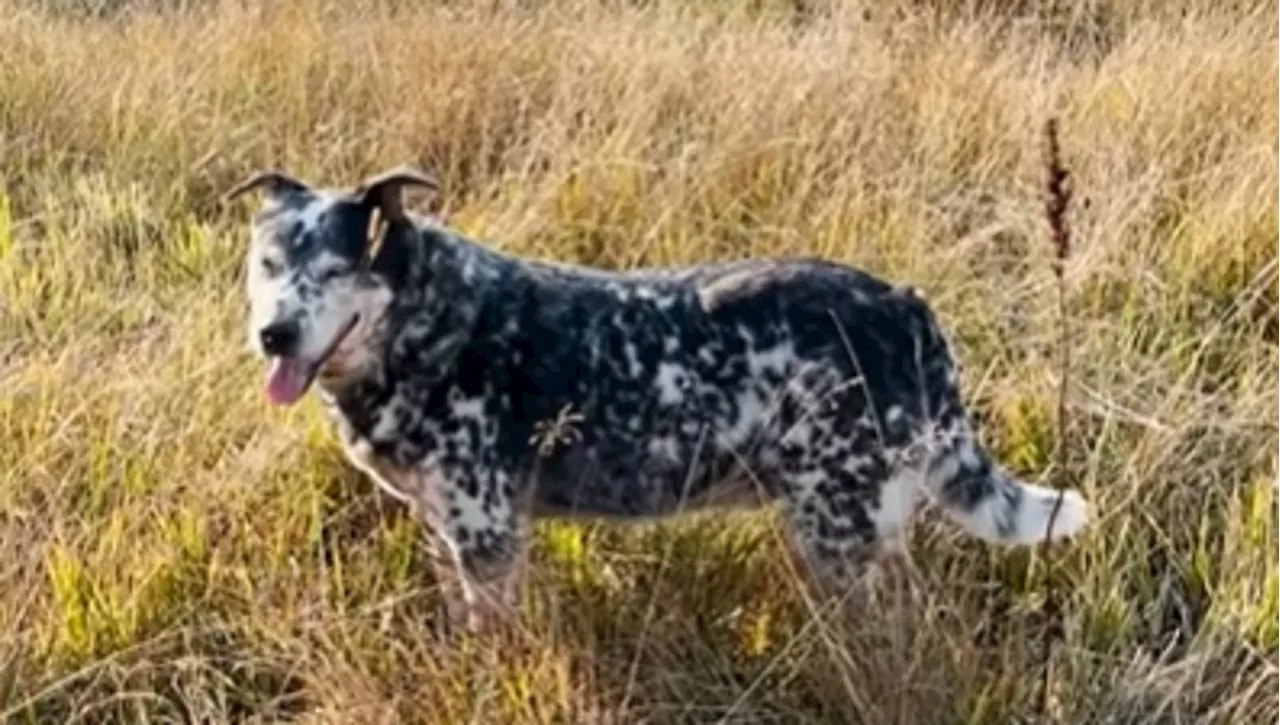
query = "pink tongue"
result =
(265, 357, 313, 405)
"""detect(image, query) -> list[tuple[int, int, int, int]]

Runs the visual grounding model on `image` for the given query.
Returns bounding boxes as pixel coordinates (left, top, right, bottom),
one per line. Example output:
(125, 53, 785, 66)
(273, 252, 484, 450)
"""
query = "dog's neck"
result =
(319, 218, 495, 405)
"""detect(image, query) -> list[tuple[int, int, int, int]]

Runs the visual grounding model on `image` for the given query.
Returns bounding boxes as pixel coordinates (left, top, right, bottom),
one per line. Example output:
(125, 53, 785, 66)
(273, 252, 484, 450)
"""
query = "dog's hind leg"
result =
(781, 457, 920, 601)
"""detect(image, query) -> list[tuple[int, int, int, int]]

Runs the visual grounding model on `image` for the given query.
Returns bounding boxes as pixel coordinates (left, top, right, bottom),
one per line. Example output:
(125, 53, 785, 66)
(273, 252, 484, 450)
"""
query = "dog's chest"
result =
(324, 380, 509, 479)
(327, 401, 462, 525)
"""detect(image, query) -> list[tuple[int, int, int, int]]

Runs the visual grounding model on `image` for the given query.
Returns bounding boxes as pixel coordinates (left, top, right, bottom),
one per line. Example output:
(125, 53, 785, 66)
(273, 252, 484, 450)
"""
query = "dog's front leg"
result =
(454, 537, 527, 636)
(413, 517, 527, 640)
(434, 470, 529, 637)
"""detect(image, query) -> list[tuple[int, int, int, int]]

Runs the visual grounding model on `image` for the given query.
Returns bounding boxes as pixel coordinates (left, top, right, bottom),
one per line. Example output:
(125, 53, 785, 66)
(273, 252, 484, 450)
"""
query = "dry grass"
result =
(0, 0, 1276, 722)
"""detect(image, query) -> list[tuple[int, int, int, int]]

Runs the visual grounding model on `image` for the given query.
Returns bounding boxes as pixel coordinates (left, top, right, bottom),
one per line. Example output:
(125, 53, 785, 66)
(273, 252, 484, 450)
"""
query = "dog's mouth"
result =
(263, 314, 360, 406)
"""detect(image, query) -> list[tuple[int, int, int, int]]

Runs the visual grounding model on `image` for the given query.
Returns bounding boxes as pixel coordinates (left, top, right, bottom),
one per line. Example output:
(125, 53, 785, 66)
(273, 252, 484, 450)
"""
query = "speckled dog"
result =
(226, 166, 1090, 632)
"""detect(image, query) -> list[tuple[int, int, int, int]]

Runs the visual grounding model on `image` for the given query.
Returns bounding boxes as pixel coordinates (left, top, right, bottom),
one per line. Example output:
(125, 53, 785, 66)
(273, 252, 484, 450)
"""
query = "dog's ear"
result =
(222, 170, 311, 205)
(353, 166, 439, 225)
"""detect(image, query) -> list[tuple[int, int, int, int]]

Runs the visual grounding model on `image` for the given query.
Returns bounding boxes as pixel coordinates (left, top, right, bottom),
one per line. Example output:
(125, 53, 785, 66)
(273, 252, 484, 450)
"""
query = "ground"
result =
(0, 0, 1276, 723)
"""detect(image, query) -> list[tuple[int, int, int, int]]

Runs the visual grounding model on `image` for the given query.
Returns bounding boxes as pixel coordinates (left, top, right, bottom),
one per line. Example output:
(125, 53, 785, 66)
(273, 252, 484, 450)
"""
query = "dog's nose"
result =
(258, 320, 301, 356)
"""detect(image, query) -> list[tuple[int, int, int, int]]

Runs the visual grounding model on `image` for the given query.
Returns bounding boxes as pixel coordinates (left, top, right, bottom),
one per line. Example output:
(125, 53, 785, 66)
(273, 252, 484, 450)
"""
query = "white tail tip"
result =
(1013, 485, 1090, 545)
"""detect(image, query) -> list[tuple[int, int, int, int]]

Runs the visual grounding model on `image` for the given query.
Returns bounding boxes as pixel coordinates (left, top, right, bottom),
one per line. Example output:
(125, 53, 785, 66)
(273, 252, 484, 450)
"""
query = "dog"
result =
(225, 166, 1090, 633)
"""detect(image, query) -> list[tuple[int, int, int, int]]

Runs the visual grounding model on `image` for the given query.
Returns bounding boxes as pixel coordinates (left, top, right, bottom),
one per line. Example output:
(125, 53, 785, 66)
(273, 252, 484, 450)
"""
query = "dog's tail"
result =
(923, 436, 1089, 545)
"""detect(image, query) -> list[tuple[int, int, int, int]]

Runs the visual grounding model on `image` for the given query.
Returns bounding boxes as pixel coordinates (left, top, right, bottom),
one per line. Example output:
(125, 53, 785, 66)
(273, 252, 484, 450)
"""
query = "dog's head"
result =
(225, 166, 437, 405)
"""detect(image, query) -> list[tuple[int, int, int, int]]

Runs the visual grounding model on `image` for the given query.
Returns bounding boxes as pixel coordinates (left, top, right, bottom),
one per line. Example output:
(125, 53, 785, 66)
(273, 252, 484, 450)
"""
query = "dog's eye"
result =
(315, 267, 346, 283)
(260, 257, 282, 277)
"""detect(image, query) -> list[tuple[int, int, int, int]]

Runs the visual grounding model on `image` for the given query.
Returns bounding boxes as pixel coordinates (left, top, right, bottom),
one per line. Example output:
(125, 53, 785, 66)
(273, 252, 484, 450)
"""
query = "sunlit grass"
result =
(0, 0, 1276, 722)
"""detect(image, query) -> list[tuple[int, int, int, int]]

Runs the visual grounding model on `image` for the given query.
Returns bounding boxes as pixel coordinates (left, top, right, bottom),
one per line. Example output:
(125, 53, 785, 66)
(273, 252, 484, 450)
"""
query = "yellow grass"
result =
(0, 0, 1276, 722)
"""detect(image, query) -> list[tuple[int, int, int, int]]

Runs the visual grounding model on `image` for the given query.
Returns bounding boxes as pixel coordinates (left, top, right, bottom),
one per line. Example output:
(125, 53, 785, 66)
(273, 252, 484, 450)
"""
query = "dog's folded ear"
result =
(353, 166, 439, 225)
(222, 170, 311, 205)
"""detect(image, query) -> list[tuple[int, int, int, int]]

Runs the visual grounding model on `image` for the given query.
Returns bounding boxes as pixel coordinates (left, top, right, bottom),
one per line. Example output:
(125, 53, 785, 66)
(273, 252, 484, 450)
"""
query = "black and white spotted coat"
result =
(316, 217, 1087, 601)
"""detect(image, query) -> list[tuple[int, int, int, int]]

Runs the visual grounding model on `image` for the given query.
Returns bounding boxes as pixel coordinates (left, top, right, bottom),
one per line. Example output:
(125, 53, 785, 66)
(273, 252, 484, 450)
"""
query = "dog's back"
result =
(440, 247, 1081, 548)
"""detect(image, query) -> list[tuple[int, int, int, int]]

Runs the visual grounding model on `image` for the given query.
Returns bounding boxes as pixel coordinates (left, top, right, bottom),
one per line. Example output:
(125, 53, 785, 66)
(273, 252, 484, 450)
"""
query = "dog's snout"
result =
(259, 320, 301, 356)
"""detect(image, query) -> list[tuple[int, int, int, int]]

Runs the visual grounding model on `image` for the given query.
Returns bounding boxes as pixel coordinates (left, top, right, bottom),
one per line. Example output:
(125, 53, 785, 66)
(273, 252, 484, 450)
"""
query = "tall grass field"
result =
(0, 0, 1276, 722)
